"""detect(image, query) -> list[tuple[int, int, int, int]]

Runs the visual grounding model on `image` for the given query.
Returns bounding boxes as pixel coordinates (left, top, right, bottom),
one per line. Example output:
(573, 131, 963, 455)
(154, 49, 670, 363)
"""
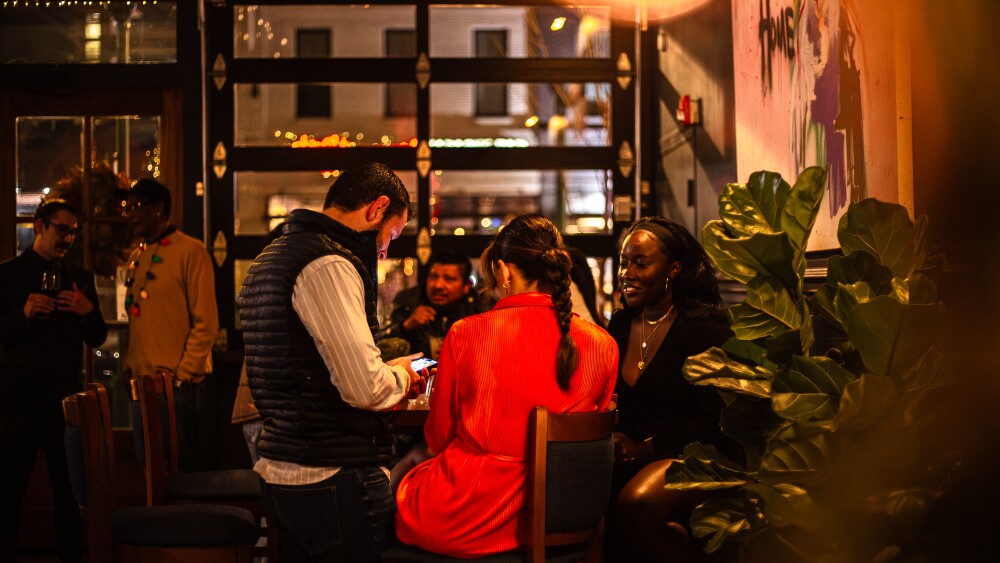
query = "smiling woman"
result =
(607, 216, 737, 562)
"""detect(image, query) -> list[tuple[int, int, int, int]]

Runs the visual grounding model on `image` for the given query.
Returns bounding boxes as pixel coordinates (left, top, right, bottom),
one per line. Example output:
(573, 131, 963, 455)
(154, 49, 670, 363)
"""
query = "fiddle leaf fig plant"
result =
(665, 168, 950, 560)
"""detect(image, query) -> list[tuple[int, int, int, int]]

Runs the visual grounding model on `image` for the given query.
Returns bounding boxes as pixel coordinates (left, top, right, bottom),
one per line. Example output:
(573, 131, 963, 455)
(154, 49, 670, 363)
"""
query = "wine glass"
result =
(39, 269, 61, 319)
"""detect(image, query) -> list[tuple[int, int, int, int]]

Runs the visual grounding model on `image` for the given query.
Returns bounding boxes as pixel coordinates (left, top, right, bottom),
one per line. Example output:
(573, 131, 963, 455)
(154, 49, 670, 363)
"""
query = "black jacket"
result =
(239, 209, 392, 467)
(0, 248, 107, 448)
(608, 303, 735, 459)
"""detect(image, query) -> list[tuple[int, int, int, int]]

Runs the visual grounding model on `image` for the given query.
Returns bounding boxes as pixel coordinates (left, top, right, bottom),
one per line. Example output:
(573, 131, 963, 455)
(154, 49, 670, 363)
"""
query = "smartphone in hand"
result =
(410, 357, 438, 372)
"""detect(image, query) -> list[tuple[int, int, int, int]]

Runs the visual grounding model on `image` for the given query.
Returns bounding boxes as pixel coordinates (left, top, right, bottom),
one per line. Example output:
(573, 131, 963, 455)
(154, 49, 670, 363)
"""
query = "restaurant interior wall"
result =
(651, 0, 736, 238)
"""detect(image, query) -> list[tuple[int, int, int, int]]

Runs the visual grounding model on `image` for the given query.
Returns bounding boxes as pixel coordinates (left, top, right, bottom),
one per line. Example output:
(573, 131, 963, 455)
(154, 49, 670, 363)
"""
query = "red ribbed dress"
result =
(394, 292, 617, 558)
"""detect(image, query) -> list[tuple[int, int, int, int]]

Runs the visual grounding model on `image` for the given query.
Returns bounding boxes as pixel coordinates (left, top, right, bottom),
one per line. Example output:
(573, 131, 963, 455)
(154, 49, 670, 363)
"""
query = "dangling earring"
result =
(664, 277, 671, 292)
(502, 281, 510, 295)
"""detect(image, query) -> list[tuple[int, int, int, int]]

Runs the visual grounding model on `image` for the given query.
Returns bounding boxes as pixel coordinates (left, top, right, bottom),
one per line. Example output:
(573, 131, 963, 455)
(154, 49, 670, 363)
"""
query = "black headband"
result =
(632, 222, 675, 251)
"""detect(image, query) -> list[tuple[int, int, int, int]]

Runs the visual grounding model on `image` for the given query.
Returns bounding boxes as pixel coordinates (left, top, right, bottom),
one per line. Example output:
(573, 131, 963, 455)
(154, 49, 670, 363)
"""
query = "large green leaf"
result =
(744, 482, 812, 529)
(684, 347, 773, 398)
(761, 329, 807, 366)
(798, 301, 814, 354)
(810, 282, 874, 333)
(720, 397, 785, 462)
(809, 283, 844, 332)
(722, 337, 780, 373)
(833, 282, 875, 329)
(702, 220, 757, 284)
(848, 296, 945, 378)
(691, 497, 764, 553)
(759, 424, 833, 484)
(664, 447, 749, 491)
(827, 251, 895, 295)
(835, 373, 900, 433)
(719, 171, 790, 237)
(701, 220, 757, 283)
(838, 199, 928, 279)
(730, 276, 803, 341)
(780, 166, 827, 274)
(771, 356, 857, 426)
(889, 273, 938, 305)
(716, 232, 800, 293)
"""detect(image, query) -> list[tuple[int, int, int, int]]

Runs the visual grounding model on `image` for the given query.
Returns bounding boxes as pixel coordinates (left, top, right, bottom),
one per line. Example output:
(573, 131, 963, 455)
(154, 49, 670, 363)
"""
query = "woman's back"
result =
(395, 292, 616, 557)
(429, 292, 615, 458)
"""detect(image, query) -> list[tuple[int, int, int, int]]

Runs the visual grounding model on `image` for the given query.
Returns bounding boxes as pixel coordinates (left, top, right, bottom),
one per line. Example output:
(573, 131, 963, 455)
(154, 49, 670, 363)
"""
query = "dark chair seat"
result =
(132, 372, 275, 559)
(382, 405, 616, 563)
(381, 544, 588, 563)
(112, 504, 259, 546)
(63, 384, 256, 561)
(165, 469, 262, 500)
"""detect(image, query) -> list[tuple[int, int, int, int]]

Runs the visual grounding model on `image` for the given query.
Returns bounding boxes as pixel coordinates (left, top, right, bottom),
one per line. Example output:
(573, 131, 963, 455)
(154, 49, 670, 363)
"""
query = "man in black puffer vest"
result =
(239, 162, 422, 562)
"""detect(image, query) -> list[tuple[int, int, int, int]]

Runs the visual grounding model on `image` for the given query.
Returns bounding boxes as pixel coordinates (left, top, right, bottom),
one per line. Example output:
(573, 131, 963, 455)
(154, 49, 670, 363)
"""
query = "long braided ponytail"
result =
(480, 215, 579, 390)
(540, 247, 579, 390)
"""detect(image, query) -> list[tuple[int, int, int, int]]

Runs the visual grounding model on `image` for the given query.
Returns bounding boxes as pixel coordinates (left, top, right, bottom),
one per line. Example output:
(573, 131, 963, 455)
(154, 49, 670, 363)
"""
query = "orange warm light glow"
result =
(289, 133, 417, 148)
(571, 0, 712, 29)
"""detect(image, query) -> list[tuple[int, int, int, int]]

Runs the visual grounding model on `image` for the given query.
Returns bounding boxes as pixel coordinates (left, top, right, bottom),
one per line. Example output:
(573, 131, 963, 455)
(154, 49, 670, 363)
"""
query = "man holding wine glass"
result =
(0, 198, 107, 562)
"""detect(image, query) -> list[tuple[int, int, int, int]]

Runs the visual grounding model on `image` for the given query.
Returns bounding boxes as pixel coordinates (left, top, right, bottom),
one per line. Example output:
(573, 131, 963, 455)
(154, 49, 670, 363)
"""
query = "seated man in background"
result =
(388, 251, 490, 360)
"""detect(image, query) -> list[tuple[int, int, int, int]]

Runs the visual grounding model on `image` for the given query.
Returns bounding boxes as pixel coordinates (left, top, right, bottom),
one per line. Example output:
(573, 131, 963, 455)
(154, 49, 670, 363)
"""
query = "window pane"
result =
(431, 83, 611, 147)
(93, 115, 161, 196)
(236, 83, 416, 147)
(475, 30, 508, 116)
(234, 4, 416, 58)
(430, 169, 611, 235)
(430, 5, 610, 58)
(15, 222, 33, 257)
(234, 170, 418, 236)
(0, 2, 177, 64)
(16, 117, 83, 215)
(296, 29, 332, 118)
(386, 30, 417, 117)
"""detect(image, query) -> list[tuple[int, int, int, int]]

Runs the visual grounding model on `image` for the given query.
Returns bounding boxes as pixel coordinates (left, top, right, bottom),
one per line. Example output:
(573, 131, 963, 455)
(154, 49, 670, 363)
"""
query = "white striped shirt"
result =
(254, 254, 410, 485)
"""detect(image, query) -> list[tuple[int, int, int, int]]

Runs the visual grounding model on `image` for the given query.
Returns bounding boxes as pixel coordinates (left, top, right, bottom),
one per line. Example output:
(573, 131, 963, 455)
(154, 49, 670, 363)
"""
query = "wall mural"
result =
(733, 0, 900, 249)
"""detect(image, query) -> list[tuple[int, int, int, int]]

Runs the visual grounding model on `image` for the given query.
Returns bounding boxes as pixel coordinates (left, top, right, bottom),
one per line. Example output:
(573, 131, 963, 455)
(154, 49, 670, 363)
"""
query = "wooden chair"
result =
(130, 372, 274, 557)
(382, 404, 616, 563)
(62, 384, 257, 562)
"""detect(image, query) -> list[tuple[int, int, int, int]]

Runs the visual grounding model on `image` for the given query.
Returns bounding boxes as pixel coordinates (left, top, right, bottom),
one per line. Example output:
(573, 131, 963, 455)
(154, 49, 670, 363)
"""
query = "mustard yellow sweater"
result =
(124, 228, 218, 383)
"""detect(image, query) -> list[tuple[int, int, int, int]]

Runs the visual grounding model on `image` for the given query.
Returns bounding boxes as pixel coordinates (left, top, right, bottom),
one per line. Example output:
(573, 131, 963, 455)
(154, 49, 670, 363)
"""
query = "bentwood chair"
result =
(130, 372, 273, 557)
(63, 384, 257, 562)
(382, 404, 617, 563)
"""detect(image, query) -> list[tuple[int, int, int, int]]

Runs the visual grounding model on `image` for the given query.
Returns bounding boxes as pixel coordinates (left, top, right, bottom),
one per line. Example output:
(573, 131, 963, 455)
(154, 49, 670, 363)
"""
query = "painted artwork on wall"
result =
(732, 0, 902, 249)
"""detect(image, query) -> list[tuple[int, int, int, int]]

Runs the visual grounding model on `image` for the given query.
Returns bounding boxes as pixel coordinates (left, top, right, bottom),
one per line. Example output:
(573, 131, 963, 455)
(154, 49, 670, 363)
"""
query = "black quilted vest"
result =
(239, 209, 392, 467)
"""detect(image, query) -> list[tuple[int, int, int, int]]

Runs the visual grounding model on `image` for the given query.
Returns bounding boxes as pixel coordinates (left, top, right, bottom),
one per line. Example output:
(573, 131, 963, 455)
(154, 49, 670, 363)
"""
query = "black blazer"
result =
(607, 303, 734, 459)
(0, 248, 107, 447)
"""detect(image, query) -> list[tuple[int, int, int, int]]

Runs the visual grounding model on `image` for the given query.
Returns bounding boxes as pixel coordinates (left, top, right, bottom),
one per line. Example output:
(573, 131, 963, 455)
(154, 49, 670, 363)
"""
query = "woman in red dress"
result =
(394, 215, 617, 558)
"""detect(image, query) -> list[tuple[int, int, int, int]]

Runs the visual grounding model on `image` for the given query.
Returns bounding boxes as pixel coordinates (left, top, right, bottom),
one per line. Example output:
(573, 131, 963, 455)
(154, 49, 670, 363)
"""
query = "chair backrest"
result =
(63, 384, 118, 561)
(526, 405, 616, 562)
(132, 372, 179, 505)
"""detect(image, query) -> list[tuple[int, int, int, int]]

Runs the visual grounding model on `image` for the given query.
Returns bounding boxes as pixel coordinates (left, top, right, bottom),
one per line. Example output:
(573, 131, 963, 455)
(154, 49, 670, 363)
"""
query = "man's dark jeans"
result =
(0, 423, 83, 563)
(261, 465, 394, 562)
(172, 381, 202, 472)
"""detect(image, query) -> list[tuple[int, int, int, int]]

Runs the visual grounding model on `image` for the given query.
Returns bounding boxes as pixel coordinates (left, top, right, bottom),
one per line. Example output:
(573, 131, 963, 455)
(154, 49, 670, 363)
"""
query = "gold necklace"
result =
(643, 305, 673, 325)
(637, 304, 674, 370)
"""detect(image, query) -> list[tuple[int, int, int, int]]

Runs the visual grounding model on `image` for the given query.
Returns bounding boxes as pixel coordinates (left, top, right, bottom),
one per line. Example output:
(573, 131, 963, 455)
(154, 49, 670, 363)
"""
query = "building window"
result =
(386, 29, 417, 117)
(475, 30, 507, 116)
(296, 29, 331, 118)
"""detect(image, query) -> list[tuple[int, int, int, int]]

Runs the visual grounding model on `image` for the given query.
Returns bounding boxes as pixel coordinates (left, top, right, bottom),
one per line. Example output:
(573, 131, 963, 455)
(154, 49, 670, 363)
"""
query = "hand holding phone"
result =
(410, 357, 438, 372)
